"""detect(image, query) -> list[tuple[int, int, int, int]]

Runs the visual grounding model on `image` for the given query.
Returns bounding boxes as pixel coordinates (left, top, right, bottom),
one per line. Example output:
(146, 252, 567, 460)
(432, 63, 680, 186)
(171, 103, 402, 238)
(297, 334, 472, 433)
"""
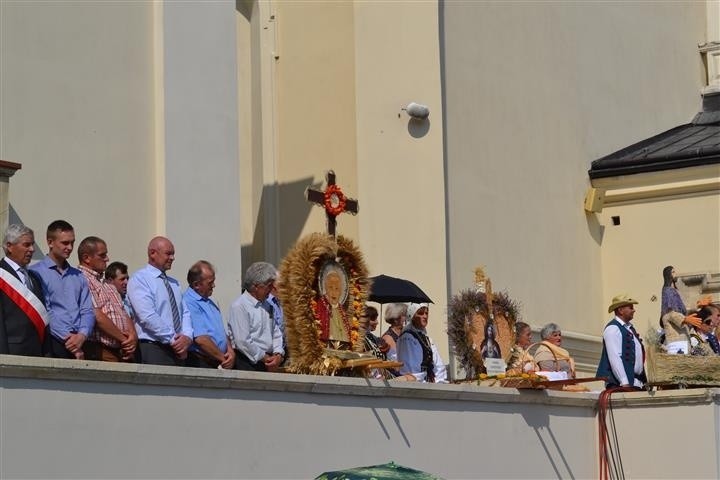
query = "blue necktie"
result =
(161, 273, 182, 333)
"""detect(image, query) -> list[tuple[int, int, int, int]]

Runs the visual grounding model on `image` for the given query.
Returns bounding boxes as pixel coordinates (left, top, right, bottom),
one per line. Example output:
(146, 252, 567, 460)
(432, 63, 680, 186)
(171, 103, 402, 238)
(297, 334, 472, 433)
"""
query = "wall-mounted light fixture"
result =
(402, 102, 430, 119)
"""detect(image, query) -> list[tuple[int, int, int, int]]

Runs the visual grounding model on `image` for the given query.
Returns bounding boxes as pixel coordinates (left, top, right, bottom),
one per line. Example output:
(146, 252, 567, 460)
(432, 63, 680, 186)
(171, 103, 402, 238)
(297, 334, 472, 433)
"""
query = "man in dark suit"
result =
(0, 224, 50, 356)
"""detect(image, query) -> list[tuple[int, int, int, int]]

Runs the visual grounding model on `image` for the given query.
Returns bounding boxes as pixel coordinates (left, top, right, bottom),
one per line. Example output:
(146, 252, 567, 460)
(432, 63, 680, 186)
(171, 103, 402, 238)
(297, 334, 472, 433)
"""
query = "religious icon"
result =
(316, 260, 353, 348)
(447, 266, 520, 378)
(480, 322, 502, 359)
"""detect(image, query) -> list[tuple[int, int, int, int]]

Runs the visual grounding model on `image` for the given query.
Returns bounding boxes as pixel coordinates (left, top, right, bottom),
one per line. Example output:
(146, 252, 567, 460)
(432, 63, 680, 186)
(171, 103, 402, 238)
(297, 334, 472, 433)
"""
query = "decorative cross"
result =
(305, 170, 359, 237)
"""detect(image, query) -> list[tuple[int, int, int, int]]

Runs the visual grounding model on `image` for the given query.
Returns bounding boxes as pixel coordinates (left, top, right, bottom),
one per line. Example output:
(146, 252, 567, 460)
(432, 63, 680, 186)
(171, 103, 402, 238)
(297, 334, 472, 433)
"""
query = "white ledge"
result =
(3, 355, 718, 409)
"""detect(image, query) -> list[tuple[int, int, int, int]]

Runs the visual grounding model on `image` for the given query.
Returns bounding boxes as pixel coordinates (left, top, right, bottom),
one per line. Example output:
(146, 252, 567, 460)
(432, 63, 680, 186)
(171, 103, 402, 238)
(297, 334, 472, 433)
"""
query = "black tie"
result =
(628, 324, 645, 363)
(161, 273, 182, 333)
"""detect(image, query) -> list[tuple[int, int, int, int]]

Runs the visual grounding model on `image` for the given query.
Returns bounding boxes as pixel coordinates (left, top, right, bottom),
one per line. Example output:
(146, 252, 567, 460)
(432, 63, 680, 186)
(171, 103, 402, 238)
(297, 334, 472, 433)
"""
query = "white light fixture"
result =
(402, 102, 430, 119)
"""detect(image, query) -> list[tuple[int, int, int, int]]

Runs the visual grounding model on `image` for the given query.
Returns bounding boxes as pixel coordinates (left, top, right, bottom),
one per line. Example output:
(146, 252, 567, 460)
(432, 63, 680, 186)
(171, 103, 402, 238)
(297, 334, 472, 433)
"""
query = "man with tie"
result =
(0, 224, 50, 356)
(30, 220, 95, 359)
(127, 236, 192, 366)
(596, 294, 647, 389)
(227, 262, 284, 372)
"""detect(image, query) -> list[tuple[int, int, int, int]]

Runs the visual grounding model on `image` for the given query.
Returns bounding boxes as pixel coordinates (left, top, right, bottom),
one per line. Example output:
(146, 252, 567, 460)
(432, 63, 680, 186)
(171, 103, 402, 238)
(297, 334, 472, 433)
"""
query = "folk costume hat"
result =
(607, 294, 639, 313)
(406, 302, 429, 323)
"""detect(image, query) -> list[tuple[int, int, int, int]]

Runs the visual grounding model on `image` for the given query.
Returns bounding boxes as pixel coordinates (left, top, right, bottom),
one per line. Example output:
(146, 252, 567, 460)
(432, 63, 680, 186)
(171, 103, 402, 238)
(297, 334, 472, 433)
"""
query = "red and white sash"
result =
(0, 267, 50, 342)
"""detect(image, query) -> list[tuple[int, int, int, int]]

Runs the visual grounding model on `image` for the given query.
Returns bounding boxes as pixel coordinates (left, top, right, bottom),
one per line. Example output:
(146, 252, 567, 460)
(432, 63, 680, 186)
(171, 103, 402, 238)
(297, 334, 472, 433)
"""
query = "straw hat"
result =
(607, 294, 639, 313)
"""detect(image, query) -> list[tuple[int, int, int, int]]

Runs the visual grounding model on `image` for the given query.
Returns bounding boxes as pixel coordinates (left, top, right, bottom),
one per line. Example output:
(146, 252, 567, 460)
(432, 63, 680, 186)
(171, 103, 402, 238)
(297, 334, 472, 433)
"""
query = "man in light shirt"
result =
(127, 236, 192, 366)
(228, 262, 284, 372)
(596, 294, 646, 389)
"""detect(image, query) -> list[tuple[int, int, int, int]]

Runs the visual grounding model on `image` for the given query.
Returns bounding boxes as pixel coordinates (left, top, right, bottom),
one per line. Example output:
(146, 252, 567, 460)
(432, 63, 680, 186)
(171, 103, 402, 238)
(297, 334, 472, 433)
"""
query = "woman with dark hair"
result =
(690, 303, 720, 355)
(362, 305, 388, 359)
(660, 266, 703, 354)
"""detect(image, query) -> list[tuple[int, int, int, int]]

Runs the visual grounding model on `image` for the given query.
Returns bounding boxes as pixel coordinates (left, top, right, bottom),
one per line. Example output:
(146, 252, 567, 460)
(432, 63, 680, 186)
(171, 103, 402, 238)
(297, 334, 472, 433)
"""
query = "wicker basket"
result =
(646, 344, 720, 386)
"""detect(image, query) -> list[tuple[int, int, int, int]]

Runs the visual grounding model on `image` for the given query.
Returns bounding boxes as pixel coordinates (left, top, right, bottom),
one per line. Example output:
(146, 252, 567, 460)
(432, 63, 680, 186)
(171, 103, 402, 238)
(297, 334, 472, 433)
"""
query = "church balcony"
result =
(1, 355, 718, 479)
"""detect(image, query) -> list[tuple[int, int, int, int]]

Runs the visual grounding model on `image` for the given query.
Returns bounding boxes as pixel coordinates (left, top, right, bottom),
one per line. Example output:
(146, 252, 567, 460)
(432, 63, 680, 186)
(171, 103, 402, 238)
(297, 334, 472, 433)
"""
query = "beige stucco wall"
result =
(0, 1, 156, 270)
(160, 1, 243, 308)
(352, 3, 448, 355)
(271, 1, 359, 260)
(0, 1, 243, 309)
(262, 1, 448, 358)
(441, 2, 706, 343)
(597, 188, 720, 337)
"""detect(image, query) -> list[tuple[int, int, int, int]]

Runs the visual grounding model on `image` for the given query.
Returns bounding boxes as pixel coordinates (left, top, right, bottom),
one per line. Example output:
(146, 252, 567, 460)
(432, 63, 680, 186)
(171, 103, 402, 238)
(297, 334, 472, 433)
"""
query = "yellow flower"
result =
(479, 373, 488, 379)
(497, 373, 506, 379)
(521, 373, 530, 379)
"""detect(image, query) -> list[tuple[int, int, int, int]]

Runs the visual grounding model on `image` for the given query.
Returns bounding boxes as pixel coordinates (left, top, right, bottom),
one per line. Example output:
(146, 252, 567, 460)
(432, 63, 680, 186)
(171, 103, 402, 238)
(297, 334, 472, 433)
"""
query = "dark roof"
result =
(589, 94, 720, 179)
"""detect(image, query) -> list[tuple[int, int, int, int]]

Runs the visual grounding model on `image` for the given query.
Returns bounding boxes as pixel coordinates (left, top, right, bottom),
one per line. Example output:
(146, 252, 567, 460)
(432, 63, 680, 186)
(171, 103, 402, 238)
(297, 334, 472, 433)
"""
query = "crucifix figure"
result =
(305, 170, 359, 237)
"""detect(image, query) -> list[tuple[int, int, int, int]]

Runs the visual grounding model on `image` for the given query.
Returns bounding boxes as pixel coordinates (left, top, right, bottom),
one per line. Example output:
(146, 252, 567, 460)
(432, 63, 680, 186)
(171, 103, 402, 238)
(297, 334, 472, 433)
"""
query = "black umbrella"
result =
(368, 274, 433, 304)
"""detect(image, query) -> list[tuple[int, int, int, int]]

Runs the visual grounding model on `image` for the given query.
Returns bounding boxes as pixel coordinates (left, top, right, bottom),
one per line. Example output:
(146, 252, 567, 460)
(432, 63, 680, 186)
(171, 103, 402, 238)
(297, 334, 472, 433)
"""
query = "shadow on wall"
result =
(241, 176, 321, 269)
(585, 211, 605, 246)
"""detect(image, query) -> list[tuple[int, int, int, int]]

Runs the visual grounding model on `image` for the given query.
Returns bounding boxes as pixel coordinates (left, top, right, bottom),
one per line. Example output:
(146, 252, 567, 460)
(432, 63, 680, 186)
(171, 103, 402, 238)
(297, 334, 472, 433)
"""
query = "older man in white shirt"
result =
(228, 262, 284, 372)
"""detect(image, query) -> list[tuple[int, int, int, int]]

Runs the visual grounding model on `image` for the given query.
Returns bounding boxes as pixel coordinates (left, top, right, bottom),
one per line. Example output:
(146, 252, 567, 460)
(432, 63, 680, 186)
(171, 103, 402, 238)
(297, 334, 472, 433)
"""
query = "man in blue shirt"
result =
(127, 236, 192, 366)
(29, 220, 95, 359)
(184, 261, 235, 369)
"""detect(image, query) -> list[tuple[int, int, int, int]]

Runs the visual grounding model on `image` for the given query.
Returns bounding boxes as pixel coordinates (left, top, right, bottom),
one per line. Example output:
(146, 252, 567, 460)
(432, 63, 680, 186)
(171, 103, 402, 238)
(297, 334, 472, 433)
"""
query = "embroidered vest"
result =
(401, 329, 435, 382)
(596, 319, 646, 387)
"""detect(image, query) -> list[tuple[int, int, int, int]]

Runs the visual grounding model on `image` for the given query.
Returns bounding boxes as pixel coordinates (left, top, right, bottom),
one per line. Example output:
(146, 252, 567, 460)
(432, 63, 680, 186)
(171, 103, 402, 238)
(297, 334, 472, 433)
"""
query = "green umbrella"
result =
(315, 461, 444, 480)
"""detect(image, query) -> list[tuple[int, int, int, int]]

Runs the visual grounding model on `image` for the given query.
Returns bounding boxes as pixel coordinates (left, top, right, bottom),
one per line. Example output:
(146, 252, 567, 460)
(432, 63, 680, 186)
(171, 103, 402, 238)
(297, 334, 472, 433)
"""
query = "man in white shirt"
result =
(228, 262, 284, 372)
(596, 294, 646, 389)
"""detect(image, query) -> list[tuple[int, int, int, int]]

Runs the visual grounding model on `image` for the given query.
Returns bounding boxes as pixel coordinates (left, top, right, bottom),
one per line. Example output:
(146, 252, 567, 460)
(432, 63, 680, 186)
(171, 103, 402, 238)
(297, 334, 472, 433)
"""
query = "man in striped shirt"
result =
(77, 236, 137, 362)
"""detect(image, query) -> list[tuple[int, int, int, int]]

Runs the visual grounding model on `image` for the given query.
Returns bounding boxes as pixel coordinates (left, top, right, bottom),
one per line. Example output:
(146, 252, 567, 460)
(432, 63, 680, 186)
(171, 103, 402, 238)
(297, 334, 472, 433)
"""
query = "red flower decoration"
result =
(324, 184, 347, 217)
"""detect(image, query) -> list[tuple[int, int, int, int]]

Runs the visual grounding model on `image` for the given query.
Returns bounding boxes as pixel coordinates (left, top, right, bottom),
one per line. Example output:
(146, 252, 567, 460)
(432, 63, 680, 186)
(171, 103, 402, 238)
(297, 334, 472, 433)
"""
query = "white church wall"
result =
(441, 3, 706, 343)
(0, 1, 156, 270)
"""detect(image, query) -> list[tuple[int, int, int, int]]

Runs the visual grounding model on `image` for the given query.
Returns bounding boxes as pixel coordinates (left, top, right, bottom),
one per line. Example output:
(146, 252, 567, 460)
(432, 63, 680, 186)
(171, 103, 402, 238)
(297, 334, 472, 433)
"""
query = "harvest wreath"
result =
(277, 232, 371, 376)
(447, 288, 520, 379)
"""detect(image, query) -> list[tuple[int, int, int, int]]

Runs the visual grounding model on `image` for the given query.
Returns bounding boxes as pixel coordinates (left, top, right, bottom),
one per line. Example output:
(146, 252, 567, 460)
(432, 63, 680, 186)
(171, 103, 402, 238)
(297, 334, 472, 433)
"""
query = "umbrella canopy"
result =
(368, 274, 433, 304)
(316, 461, 443, 480)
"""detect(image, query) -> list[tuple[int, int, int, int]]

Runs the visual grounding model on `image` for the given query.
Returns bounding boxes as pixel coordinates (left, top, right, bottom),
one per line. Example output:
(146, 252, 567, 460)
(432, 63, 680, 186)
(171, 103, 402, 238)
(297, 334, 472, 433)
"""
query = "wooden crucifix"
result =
(305, 170, 359, 237)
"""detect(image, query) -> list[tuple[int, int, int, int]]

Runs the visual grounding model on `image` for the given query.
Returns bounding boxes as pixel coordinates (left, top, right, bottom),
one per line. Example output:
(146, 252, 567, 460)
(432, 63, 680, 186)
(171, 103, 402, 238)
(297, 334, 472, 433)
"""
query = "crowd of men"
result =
(0, 220, 283, 371)
(3, 220, 718, 391)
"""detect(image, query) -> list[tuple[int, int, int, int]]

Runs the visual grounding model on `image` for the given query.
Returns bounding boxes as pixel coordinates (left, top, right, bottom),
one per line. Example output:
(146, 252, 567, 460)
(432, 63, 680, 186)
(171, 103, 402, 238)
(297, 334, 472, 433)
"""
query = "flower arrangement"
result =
(323, 184, 347, 217)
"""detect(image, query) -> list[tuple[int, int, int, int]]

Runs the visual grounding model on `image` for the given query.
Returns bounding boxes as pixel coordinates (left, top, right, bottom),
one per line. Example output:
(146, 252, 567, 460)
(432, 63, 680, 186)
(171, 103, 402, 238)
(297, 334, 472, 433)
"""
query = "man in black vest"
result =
(596, 294, 646, 389)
